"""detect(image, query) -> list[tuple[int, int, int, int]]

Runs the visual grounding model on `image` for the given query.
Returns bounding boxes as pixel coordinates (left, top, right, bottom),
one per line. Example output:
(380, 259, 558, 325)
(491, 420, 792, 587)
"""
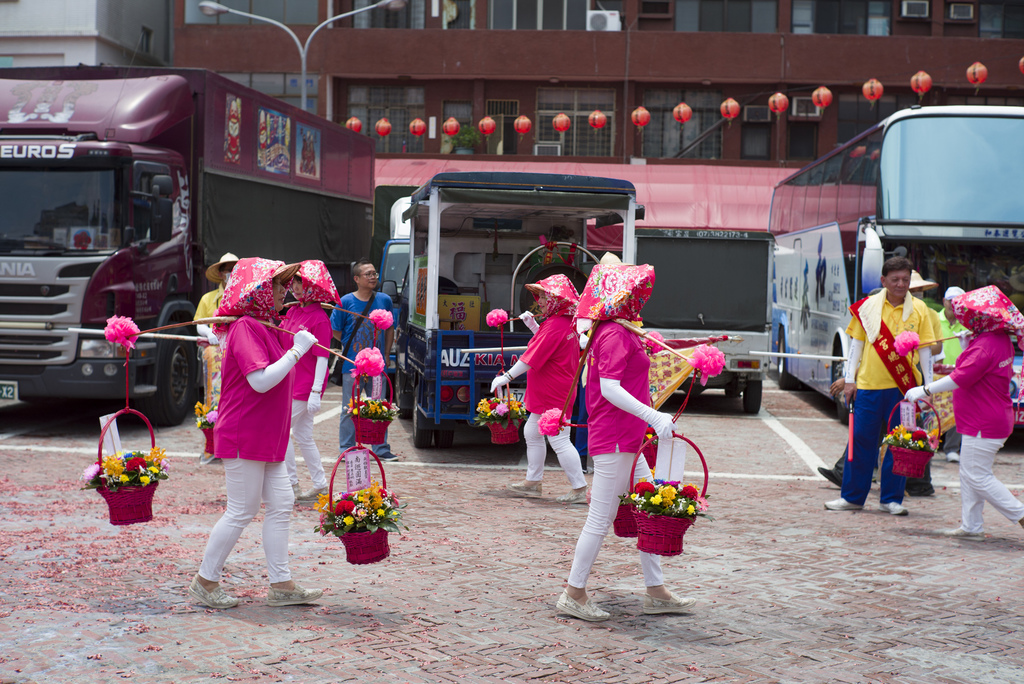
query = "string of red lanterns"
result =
(967, 61, 988, 94)
(552, 112, 571, 133)
(345, 116, 362, 133)
(374, 117, 391, 137)
(720, 98, 740, 125)
(768, 92, 789, 118)
(409, 118, 426, 137)
(478, 116, 496, 137)
(442, 117, 461, 137)
(631, 106, 651, 128)
(910, 71, 932, 101)
(588, 110, 607, 129)
(673, 102, 692, 125)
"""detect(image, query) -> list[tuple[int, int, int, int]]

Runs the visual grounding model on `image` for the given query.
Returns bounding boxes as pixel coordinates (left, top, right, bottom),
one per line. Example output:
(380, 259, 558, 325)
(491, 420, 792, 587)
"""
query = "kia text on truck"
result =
(0, 67, 373, 423)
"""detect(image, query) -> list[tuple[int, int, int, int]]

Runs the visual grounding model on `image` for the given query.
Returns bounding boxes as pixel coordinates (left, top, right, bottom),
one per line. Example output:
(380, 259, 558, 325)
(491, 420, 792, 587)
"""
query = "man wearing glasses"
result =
(331, 259, 398, 461)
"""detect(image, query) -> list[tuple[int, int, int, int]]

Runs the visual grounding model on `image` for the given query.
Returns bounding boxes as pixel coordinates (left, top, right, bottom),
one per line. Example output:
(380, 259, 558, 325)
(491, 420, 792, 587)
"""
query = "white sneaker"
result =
(643, 592, 696, 615)
(824, 498, 863, 511)
(946, 452, 960, 463)
(556, 590, 610, 621)
(878, 501, 908, 516)
(291, 483, 302, 499)
(935, 527, 984, 540)
(507, 482, 542, 497)
(555, 488, 588, 505)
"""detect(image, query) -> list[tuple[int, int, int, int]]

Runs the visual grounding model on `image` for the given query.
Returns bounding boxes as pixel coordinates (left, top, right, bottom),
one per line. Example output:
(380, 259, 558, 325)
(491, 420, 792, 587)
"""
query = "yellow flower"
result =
(140, 476, 150, 485)
(376, 508, 385, 516)
(687, 504, 695, 515)
(149, 446, 166, 462)
(103, 456, 125, 477)
(651, 495, 663, 505)
(314, 493, 329, 512)
(343, 516, 355, 525)
(119, 474, 129, 483)
(660, 485, 677, 501)
(148, 466, 160, 473)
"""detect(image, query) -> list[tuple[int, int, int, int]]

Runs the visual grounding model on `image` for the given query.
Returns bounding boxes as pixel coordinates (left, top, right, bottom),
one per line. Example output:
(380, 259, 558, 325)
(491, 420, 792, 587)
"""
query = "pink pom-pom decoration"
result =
(538, 408, 564, 436)
(644, 331, 665, 353)
(352, 347, 386, 377)
(104, 315, 140, 351)
(893, 331, 920, 356)
(369, 309, 394, 330)
(690, 344, 726, 386)
(485, 309, 509, 328)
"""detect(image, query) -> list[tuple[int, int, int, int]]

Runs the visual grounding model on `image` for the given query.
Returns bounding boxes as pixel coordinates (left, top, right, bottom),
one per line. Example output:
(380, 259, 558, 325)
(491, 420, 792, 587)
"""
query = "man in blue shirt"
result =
(331, 259, 397, 461)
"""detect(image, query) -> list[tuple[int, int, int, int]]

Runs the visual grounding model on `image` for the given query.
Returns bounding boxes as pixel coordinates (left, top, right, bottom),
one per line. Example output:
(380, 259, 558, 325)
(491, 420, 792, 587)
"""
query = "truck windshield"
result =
(0, 168, 118, 253)
(880, 115, 1024, 224)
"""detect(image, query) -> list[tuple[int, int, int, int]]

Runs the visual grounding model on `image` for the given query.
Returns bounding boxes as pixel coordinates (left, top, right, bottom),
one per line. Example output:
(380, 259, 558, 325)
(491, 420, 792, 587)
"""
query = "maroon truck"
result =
(0, 67, 373, 424)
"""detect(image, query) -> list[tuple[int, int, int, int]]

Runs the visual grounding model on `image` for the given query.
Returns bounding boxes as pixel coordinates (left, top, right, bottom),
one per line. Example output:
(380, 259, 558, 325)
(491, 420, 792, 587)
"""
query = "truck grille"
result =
(0, 302, 68, 316)
(0, 284, 70, 297)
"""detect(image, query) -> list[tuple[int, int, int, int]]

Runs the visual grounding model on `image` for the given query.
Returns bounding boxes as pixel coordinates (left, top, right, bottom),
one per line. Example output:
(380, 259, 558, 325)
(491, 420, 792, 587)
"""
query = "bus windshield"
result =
(880, 115, 1024, 224)
(0, 168, 119, 254)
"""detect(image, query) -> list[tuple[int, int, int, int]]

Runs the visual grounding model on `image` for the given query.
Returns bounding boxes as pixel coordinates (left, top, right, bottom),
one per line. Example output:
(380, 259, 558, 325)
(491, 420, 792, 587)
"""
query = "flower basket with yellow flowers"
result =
(473, 390, 527, 444)
(194, 402, 217, 457)
(83, 408, 168, 525)
(882, 400, 939, 478)
(347, 397, 398, 445)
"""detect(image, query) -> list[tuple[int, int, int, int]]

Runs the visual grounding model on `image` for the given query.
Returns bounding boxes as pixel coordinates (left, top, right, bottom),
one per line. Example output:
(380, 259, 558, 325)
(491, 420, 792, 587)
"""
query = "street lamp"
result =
(198, 0, 407, 113)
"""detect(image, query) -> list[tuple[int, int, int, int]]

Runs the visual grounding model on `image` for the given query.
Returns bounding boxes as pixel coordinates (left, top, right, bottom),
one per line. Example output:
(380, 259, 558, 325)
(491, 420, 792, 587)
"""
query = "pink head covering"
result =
(524, 274, 579, 319)
(215, 257, 290, 326)
(575, 263, 655, 323)
(293, 260, 341, 304)
(952, 285, 1024, 351)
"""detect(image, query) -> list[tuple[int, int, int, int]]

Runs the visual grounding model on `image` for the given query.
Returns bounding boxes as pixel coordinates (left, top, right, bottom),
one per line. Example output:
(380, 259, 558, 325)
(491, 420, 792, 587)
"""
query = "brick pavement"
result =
(1, 381, 1024, 683)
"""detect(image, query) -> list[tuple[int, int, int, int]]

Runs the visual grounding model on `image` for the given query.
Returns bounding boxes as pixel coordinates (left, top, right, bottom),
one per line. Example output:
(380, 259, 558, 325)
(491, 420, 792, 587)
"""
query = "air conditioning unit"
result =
(743, 105, 771, 123)
(949, 2, 974, 19)
(900, 0, 929, 17)
(533, 143, 562, 156)
(586, 10, 621, 31)
(790, 96, 823, 119)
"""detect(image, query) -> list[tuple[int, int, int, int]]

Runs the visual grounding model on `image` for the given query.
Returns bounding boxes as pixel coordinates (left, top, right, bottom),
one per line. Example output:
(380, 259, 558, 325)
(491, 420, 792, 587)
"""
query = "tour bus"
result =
(769, 105, 1024, 425)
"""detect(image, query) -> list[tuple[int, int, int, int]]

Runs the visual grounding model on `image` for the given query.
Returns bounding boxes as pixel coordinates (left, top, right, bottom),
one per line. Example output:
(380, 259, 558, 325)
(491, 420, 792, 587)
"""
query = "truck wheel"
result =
(742, 380, 763, 414)
(138, 338, 196, 426)
(412, 404, 434, 449)
(434, 430, 455, 448)
(777, 327, 802, 391)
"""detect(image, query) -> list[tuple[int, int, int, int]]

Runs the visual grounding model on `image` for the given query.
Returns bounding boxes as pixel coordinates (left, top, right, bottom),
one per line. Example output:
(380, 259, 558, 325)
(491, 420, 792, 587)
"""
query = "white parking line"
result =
(760, 414, 829, 474)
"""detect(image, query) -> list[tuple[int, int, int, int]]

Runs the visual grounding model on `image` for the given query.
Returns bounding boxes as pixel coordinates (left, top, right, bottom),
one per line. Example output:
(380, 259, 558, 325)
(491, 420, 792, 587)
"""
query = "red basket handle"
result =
(327, 445, 388, 505)
(886, 397, 940, 450)
(351, 371, 394, 446)
(97, 407, 156, 463)
(628, 431, 709, 499)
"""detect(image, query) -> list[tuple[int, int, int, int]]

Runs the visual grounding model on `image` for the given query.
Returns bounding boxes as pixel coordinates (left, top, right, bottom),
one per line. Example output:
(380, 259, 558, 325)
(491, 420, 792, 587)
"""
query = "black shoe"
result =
(817, 467, 843, 488)
(905, 487, 935, 497)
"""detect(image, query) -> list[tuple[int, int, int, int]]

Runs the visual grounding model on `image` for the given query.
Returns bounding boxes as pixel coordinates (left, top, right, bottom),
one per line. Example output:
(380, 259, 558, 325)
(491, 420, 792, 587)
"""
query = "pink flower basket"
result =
(488, 421, 521, 445)
(890, 446, 934, 478)
(340, 528, 391, 565)
(613, 503, 638, 538)
(201, 427, 215, 457)
(98, 483, 159, 526)
(635, 509, 694, 556)
(353, 416, 390, 445)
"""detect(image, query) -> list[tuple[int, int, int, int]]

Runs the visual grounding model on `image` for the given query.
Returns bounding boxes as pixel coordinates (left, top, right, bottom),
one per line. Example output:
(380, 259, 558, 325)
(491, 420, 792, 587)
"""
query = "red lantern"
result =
(768, 92, 789, 118)
(478, 116, 496, 137)
(811, 86, 833, 109)
(375, 118, 391, 137)
(967, 61, 988, 93)
(910, 71, 932, 100)
(409, 118, 426, 137)
(673, 102, 692, 125)
(720, 98, 740, 123)
(442, 117, 461, 137)
(631, 106, 650, 128)
(862, 79, 883, 107)
(588, 110, 607, 129)
(552, 112, 571, 133)
(345, 116, 363, 133)
(513, 115, 532, 136)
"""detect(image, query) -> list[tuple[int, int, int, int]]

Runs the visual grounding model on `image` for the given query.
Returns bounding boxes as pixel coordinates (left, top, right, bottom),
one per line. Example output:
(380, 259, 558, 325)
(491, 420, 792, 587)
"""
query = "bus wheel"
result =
(777, 327, 802, 391)
(412, 402, 435, 449)
(742, 380, 763, 414)
(434, 430, 455, 448)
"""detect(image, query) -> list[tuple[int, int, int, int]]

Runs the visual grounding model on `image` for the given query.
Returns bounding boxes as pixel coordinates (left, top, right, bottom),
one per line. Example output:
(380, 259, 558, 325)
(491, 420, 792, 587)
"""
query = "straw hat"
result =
(205, 252, 239, 284)
(909, 270, 938, 292)
(272, 262, 301, 285)
(599, 252, 624, 265)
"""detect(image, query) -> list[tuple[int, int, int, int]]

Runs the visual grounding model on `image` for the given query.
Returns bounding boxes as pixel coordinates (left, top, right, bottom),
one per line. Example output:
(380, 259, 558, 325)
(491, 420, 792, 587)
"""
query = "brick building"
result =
(174, 0, 1024, 168)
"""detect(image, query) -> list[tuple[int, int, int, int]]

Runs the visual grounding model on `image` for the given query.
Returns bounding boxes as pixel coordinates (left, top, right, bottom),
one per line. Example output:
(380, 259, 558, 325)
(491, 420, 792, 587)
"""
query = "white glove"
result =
(599, 377, 676, 440)
(904, 386, 927, 403)
(955, 330, 973, 350)
(196, 323, 219, 346)
(490, 372, 511, 393)
(646, 412, 676, 441)
(292, 330, 316, 355)
(206, 331, 220, 346)
(519, 311, 540, 334)
(306, 391, 322, 415)
(579, 330, 590, 350)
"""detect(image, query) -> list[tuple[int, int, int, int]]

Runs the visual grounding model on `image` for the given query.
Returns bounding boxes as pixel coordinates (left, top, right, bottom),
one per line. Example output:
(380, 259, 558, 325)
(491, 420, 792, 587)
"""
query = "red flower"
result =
(911, 430, 928, 441)
(335, 500, 356, 515)
(635, 481, 656, 495)
(126, 456, 147, 471)
(681, 485, 699, 499)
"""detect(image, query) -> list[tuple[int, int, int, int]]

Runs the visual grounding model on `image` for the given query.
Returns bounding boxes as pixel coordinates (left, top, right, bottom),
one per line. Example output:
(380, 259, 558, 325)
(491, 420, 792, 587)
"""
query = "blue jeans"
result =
(841, 387, 906, 506)
(339, 372, 393, 458)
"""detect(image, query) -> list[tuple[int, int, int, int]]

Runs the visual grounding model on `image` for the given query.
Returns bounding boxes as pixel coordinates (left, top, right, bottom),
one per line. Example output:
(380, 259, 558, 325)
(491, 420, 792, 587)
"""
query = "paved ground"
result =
(2, 378, 1024, 683)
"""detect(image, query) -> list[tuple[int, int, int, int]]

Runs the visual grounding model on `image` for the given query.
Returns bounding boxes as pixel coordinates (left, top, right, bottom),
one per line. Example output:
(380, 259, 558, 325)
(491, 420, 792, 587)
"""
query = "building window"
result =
(791, 0, 890, 34)
(641, 89, 722, 159)
(741, 123, 771, 160)
(788, 121, 817, 160)
(979, 1, 1024, 38)
(535, 88, 615, 156)
(440, 101, 474, 153)
(184, 0, 319, 24)
(221, 72, 319, 112)
(489, 0, 589, 29)
(485, 100, 520, 154)
(836, 93, 915, 144)
(445, 0, 474, 27)
(675, 0, 777, 31)
(139, 26, 154, 54)
(348, 86, 425, 154)
(354, 0, 425, 28)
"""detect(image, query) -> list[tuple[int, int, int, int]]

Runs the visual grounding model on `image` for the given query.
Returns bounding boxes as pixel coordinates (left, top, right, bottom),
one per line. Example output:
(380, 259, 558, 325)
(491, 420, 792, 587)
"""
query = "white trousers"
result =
(958, 432, 1024, 533)
(284, 399, 328, 490)
(523, 412, 587, 489)
(199, 458, 293, 584)
(568, 450, 663, 589)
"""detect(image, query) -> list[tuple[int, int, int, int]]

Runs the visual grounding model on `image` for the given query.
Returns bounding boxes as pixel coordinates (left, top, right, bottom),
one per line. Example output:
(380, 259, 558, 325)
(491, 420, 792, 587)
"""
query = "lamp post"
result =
(198, 0, 407, 113)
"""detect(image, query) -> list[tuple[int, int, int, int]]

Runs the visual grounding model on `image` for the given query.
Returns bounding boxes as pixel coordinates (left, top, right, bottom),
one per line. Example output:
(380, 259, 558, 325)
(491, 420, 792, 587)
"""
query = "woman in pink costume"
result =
(188, 258, 323, 610)
(491, 274, 588, 504)
(281, 260, 339, 503)
(556, 262, 696, 621)
(905, 285, 1024, 540)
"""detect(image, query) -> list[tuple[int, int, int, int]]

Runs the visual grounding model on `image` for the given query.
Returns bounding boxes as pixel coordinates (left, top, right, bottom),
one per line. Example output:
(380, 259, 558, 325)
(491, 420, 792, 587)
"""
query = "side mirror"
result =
(381, 280, 398, 297)
(151, 197, 174, 243)
(152, 174, 174, 197)
(861, 226, 883, 295)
